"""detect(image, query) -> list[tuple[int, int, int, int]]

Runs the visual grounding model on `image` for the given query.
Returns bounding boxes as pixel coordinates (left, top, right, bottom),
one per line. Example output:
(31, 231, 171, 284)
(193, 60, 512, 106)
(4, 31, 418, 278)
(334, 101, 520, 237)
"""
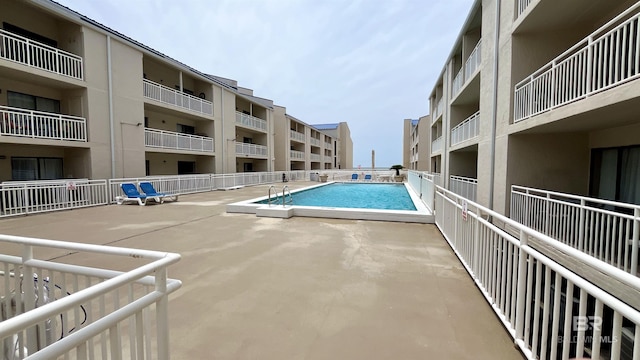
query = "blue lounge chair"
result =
(139, 182, 178, 203)
(351, 173, 358, 181)
(116, 183, 148, 206)
(364, 174, 372, 181)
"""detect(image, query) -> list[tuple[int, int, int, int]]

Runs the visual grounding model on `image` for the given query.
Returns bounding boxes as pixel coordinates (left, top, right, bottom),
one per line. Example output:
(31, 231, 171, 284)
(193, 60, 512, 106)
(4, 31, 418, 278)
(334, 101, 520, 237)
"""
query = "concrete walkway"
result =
(0, 182, 523, 359)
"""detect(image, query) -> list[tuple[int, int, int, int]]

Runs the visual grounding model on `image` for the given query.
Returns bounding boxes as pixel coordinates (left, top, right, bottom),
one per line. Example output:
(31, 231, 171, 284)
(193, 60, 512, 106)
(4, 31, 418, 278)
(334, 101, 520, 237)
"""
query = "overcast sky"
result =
(56, 0, 474, 168)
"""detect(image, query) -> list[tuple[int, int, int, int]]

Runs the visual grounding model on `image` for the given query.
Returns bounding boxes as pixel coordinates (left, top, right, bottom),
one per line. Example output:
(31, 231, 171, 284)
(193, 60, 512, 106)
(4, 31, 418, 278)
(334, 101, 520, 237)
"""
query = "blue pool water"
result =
(257, 183, 417, 211)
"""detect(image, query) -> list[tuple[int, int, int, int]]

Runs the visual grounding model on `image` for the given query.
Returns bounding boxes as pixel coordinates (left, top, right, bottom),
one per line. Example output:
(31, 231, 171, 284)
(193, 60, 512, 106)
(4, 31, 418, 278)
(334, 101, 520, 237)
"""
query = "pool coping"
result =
(226, 181, 434, 223)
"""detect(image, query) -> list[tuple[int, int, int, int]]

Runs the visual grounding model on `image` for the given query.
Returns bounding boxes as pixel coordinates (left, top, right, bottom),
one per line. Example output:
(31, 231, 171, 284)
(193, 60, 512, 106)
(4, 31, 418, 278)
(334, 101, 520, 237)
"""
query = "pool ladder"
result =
(268, 185, 293, 207)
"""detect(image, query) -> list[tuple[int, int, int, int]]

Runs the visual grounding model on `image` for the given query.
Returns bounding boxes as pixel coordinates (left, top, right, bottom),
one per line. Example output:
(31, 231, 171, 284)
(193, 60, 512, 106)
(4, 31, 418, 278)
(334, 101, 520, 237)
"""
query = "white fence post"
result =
(632, 208, 639, 276)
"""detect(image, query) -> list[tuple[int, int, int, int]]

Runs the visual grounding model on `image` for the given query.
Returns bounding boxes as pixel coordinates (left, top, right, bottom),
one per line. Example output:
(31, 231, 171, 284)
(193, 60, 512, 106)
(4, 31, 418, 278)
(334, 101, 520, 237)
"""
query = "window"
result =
(176, 124, 195, 135)
(177, 161, 195, 175)
(8, 91, 60, 113)
(11, 157, 63, 181)
(243, 163, 253, 172)
(590, 145, 640, 206)
(243, 137, 253, 144)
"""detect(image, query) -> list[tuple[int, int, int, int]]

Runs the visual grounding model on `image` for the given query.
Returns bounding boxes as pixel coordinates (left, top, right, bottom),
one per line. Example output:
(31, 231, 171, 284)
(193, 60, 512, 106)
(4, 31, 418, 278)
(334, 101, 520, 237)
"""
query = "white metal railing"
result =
(0, 234, 180, 360)
(451, 39, 482, 98)
(324, 141, 332, 149)
(235, 142, 267, 157)
(144, 128, 214, 152)
(289, 130, 305, 143)
(449, 175, 478, 202)
(407, 171, 436, 212)
(310, 153, 321, 162)
(324, 155, 332, 163)
(235, 111, 267, 132)
(464, 39, 482, 80)
(514, 3, 640, 122)
(0, 29, 83, 80)
(143, 79, 213, 116)
(451, 68, 464, 97)
(310, 137, 321, 147)
(517, 0, 533, 17)
(511, 185, 640, 276)
(432, 173, 442, 187)
(435, 97, 443, 119)
(0, 106, 87, 142)
(290, 150, 305, 160)
(451, 111, 480, 146)
(0, 179, 108, 218)
(435, 186, 640, 360)
(431, 136, 443, 153)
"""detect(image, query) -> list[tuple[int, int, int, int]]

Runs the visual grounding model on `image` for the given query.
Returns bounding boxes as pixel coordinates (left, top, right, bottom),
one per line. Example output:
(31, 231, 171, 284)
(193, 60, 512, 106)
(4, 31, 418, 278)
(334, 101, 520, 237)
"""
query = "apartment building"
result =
(0, 0, 349, 182)
(311, 122, 353, 170)
(272, 105, 338, 171)
(402, 115, 430, 171)
(425, 0, 640, 213)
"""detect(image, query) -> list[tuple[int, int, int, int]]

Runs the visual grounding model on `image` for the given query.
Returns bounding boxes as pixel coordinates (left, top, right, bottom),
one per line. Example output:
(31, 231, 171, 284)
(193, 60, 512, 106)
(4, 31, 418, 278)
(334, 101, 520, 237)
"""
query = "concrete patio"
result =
(0, 181, 524, 359)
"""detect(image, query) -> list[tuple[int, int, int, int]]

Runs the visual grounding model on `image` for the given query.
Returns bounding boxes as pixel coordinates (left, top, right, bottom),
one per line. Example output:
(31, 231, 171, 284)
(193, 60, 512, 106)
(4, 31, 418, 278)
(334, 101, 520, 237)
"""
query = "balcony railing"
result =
(434, 97, 443, 119)
(451, 111, 480, 146)
(324, 155, 332, 163)
(144, 128, 214, 152)
(514, 3, 640, 122)
(290, 150, 305, 160)
(290, 130, 305, 143)
(310, 153, 321, 162)
(517, 0, 533, 17)
(310, 137, 321, 147)
(465, 39, 482, 80)
(235, 111, 267, 132)
(143, 79, 213, 116)
(511, 185, 640, 276)
(0, 105, 87, 141)
(452, 39, 482, 98)
(0, 29, 83, 80)
(431, 136, 443, 153)
(235, 142, 267, 157)
(451, 68, 464, 97)
(449, 175, 477, 202)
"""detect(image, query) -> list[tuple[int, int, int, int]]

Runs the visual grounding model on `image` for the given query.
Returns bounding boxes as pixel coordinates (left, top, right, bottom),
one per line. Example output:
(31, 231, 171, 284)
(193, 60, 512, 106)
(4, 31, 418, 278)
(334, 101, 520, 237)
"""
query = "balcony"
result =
(0, 29, 83, 80)
(434, 97, 443, 120)
(449, 175, 477, 202)
(451, 111, 480, 146)
(290, 130, 305, 143)
(451, 39, 482, 98)
(310, 153, 321, 162)
(324, 155, 332, 163)
(143, 79, 213, 116)
(514, 5, 640, 122)
(290, 150, 305, 160)
(144, 128, 214, 152)
(310, 137, 321, 147)
(235, 142, 267, 157)
(235, 111, 267, 132)
(431, 136, 443, 154)
(0, 105, 86, 142)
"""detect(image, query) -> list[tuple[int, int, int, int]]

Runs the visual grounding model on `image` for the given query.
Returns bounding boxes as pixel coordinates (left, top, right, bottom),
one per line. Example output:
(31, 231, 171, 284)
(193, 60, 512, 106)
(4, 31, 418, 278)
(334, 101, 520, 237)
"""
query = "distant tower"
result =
(372, 150, 375, 170)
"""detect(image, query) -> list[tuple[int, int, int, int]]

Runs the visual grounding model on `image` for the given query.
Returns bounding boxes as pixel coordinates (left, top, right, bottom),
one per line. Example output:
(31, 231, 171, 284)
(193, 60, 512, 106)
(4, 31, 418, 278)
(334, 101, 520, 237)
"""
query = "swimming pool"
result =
(256, 183, 417, 211)
(227, 182, 433, 223)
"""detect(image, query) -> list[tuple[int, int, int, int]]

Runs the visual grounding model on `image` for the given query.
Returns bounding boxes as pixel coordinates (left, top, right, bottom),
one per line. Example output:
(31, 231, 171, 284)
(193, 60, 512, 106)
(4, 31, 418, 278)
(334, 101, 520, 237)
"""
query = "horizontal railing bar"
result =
(0, 234, 177, 260)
